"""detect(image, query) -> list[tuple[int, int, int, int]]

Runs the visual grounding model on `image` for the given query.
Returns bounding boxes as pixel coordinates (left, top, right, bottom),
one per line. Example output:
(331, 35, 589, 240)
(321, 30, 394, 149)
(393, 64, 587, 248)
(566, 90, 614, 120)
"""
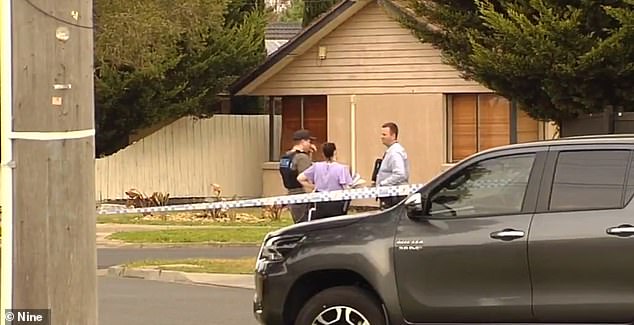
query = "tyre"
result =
(294, 286, 386, 325)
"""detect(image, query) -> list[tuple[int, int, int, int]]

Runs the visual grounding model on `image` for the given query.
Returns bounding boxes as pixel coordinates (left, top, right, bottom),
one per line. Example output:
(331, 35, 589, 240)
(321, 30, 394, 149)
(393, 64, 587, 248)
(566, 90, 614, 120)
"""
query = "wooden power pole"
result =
(2, 0, 97, 323)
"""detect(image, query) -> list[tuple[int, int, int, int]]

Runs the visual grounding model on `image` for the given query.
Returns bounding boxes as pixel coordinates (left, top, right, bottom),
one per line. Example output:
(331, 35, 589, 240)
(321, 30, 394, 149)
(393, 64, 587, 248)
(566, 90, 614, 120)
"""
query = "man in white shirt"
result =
(376, 122, 409, 209)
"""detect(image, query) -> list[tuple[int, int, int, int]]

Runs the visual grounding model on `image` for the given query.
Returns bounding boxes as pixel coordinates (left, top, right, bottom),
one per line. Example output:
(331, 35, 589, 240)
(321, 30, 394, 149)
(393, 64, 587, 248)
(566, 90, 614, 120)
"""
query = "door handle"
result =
(490, 229, 525, 241)
(606, 224, 634, 237)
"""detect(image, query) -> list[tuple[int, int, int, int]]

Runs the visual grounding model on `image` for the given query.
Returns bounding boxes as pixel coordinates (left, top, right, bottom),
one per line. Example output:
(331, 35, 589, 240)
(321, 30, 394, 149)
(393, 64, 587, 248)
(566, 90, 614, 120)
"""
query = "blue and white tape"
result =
(96, 184, 425, 215)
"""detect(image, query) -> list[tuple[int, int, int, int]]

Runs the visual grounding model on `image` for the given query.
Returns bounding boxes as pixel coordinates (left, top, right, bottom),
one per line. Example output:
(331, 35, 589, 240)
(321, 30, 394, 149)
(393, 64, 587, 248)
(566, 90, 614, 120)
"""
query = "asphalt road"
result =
(99, 277, 258, 325)
(98, 246, 261, 269)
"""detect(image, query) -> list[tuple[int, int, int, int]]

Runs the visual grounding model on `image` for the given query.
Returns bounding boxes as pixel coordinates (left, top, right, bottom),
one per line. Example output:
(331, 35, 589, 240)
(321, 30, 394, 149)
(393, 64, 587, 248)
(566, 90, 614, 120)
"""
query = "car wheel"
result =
(294, 286, 386, 325)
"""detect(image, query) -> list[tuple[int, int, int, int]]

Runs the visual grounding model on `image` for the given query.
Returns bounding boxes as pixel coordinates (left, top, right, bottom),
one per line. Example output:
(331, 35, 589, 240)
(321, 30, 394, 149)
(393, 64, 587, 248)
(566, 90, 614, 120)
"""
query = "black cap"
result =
(293, 129, 316, 141)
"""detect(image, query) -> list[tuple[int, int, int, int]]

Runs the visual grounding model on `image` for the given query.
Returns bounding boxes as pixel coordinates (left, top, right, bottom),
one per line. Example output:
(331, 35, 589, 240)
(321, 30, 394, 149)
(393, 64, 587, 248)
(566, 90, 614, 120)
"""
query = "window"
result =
(447, 94, 544, 162)
(429, 154, 536, 218)
(549, 150, 631, 211)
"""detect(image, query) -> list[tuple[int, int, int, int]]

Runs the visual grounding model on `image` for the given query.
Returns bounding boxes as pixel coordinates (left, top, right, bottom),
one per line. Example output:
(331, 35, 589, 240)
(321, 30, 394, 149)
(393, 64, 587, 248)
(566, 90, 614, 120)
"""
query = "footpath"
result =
(98, 223, 256, 290)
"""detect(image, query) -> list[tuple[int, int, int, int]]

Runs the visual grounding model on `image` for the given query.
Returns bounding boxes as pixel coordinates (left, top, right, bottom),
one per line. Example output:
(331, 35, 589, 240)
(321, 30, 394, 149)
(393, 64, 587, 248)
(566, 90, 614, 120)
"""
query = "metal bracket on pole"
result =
(1, 160, 16, 169)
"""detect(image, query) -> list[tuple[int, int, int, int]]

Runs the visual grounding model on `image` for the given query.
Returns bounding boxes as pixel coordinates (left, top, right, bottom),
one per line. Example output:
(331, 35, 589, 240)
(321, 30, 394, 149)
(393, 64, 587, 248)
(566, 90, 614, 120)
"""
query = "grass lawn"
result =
(125, 257, 257, 274)
(97, 208, 293, 227)
(107, 227, 274, 244)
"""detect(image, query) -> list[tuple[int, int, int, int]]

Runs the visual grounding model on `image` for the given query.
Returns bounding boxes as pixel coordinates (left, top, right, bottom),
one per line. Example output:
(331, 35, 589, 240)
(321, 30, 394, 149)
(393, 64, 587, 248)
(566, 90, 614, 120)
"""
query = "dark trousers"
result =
(290, 203, 310, 223)
(379, 196, 406, 210)
(311, 200, 351, 220)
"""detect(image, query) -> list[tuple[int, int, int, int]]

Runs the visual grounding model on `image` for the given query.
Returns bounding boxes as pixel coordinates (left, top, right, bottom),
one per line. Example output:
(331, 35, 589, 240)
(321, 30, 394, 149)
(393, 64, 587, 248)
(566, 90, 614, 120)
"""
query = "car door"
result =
(394, 148, 546, 323)
(529, 145, 634, 322)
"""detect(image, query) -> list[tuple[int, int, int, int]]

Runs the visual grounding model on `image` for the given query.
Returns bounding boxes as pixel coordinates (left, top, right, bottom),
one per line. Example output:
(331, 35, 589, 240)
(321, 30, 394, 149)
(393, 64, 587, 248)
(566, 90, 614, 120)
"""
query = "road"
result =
(98, 246, 260, 269)
(99, 277, 259, 325)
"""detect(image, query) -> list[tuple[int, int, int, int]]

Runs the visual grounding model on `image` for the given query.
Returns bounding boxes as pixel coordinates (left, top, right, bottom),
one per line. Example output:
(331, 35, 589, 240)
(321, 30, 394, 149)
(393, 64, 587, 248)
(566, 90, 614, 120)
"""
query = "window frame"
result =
(420, 146, 549, 220)
(535, 144, 634, 214)
(445, 93, 547, 163)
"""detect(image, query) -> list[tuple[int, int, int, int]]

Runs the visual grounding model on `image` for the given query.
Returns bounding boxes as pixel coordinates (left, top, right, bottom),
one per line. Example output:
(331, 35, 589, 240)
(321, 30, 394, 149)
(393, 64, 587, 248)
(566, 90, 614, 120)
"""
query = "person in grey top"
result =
(376, 122, 409, 209)
(281, 129, 317, 223)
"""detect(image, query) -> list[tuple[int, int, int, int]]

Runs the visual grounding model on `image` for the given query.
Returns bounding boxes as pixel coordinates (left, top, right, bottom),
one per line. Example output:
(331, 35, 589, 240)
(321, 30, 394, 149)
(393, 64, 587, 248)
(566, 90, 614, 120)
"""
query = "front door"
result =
(281, 96, 327, 161)
(394, 150, 545, 323)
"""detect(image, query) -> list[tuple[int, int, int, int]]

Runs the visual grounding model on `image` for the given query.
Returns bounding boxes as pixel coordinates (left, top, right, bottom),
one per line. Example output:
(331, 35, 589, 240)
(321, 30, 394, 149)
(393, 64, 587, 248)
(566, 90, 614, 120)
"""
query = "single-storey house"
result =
(230, 0, 557, 197)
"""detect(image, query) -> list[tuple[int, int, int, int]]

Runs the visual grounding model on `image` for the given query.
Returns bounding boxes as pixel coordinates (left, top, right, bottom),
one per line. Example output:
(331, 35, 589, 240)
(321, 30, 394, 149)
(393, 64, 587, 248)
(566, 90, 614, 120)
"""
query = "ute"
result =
(254, 135, 634, 325)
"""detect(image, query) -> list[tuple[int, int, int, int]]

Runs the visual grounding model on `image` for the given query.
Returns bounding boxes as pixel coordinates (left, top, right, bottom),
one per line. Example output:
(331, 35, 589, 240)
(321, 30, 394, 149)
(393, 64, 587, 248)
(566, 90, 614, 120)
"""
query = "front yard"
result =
(97, 207, 293, 227)
(107, 227, 274, 245)
(100, 207, 294, 245)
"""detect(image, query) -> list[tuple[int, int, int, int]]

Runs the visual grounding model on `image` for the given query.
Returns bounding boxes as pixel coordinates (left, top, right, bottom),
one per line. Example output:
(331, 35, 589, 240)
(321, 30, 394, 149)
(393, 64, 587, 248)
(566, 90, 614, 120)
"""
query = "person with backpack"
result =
(297, 142, 353, 220)
(279, 129, 316, 223)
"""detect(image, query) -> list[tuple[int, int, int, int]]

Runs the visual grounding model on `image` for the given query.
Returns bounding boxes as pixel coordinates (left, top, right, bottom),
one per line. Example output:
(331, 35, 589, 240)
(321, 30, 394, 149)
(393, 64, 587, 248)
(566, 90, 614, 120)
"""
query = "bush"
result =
(262, 204, 285, 221)
(125, 189, 170, 208)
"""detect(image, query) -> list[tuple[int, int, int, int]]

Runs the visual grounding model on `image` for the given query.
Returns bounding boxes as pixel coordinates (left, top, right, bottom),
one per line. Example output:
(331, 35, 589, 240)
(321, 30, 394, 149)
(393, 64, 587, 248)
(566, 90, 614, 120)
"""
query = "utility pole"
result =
(2, 0, 97, 323)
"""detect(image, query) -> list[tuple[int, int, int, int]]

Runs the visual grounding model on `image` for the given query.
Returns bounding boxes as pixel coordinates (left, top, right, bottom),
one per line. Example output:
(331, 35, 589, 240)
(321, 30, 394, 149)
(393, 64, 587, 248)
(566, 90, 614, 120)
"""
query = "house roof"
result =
(264, 21, 302, 55)
(265, 22, 303, 40)
(229, 0, 434, 96)
(265, 22, 303, 54)
(265, 40, 290, 55)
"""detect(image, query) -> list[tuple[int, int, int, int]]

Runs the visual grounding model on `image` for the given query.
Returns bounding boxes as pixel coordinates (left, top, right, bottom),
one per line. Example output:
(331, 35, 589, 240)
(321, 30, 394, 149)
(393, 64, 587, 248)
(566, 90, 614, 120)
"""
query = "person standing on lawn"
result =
(279, 129, 317, 223)
(297, 142, 353, 220)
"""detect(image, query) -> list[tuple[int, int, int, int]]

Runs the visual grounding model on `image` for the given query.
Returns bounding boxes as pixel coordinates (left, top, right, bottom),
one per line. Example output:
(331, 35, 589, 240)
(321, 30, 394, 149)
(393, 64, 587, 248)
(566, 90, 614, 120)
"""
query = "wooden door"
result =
(280, 95, 328, 161)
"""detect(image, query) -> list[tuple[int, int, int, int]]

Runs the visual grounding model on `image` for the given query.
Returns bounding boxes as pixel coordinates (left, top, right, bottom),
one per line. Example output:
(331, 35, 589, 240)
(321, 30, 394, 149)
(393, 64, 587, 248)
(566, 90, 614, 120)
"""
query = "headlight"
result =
(258, 234, 305, 263)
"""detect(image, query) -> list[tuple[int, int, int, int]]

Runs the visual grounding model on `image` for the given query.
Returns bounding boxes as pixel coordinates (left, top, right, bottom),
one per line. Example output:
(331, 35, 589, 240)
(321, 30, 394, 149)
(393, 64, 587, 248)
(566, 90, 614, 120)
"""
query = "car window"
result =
(549, 150, 631, 211)
(428, 153, 536, 218)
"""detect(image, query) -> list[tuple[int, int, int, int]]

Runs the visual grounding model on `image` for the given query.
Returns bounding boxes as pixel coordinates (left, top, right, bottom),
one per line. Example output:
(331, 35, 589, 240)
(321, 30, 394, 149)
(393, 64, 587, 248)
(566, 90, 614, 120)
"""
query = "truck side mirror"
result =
(405, 192, 428, 220)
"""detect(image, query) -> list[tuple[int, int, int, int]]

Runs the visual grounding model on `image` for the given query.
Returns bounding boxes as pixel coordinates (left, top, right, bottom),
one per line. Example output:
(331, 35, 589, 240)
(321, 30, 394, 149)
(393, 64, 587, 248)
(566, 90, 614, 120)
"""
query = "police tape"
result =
(96, 184, 425, 215)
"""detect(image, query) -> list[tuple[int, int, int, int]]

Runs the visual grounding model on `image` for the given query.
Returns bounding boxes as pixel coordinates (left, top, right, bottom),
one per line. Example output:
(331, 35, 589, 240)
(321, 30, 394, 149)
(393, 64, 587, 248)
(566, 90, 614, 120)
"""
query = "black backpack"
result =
(279, 150, 304, 189)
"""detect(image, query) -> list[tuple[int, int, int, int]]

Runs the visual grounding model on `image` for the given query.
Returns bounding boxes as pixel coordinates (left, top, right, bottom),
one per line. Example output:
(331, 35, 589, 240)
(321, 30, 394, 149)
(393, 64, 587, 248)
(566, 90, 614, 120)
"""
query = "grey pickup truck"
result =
(254, 135, 634, 325)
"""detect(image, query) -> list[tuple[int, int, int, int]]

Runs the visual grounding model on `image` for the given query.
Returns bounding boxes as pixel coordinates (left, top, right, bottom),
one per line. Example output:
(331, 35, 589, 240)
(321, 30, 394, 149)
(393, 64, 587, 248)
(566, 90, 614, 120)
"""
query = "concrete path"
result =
(103, 265, 255, 290)
(96, 223, 259, 290)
